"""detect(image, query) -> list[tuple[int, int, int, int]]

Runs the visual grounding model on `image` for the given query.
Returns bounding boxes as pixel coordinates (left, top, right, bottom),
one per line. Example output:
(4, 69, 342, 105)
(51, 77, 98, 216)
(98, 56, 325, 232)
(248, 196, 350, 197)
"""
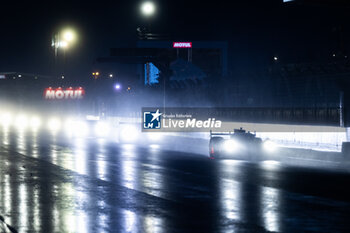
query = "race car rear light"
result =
(210, 146, 214, 154)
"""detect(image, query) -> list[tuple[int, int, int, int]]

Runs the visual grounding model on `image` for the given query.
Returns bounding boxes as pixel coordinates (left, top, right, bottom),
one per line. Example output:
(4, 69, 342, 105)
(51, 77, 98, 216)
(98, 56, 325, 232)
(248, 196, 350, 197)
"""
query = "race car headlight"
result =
(223, 139, 240, 153)
(30, 116, 41, 130)
(94, 122, 110, 137)
(1, 112, 12, 127)
(15, 115, 29, 130)
(47, 118, 61, 132)
(263, 140, 278, 153)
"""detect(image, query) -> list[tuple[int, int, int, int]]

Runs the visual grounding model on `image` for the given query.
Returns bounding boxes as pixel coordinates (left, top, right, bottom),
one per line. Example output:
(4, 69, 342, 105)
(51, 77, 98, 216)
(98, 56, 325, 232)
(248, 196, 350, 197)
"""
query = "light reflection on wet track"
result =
(1, 127, 350, 232)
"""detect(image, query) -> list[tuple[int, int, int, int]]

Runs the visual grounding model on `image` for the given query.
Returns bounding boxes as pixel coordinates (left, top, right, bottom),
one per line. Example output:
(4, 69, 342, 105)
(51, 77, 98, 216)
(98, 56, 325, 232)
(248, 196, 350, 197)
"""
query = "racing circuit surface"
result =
(1, 128, 350, 233)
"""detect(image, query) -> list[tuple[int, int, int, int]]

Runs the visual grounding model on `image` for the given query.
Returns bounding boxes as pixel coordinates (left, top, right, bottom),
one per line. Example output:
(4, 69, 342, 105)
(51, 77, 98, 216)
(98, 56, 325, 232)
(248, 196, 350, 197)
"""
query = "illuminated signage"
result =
(44, 87, 85, 100)
(173, 42, 192, 48)
(0, 75, 5, 79)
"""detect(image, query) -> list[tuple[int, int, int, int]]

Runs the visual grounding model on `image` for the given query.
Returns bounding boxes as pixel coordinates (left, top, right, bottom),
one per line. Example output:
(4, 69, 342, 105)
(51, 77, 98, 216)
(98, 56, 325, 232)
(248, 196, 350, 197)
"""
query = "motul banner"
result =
(173, 42, 192, 48)
(44, 87, 85, 100)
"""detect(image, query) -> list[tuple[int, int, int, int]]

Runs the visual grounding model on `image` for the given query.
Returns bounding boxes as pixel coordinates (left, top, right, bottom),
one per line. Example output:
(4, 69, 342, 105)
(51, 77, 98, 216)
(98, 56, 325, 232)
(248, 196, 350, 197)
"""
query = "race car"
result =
(209, 128, 278, 160)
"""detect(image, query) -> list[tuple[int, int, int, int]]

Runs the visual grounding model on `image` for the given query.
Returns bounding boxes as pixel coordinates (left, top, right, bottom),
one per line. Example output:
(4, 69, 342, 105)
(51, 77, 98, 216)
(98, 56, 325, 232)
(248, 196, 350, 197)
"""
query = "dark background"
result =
(0, 0, 349, 79)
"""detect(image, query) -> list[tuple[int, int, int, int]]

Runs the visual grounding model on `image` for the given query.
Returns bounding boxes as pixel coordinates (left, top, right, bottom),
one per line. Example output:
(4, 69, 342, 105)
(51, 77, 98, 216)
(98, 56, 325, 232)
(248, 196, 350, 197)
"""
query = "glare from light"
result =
(58, 41, 68, 48)
(86, 115, 100, 121)
(94, 122, 110, 137)
(1, 112, 12, 127)
(115, 84, 121, 90)
(74, 121, 89, 137)
(149, 144, 160, 149)
(63, 29, 75, 42)
(47, 118, 61, 132)
(223, 139, 240, 153)
(121, 125, 139, 142)
(263, 140, 278, 153)
(147, 132, 163, 141)
(141, 1, 156, 16)
(122, 144, 135, 150)
(63, 118, 74, 136)
(15, 115, 29, 130)
(261, 160, 280, 166)
(30, 116, 41, 130)
(64, 119, 89, 137)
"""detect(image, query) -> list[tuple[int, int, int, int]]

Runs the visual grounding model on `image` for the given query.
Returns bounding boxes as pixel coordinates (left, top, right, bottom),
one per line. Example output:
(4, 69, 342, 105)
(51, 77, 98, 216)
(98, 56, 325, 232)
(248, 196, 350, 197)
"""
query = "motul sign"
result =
(44, 87, 85, 100)
(173, 42, 192, 48)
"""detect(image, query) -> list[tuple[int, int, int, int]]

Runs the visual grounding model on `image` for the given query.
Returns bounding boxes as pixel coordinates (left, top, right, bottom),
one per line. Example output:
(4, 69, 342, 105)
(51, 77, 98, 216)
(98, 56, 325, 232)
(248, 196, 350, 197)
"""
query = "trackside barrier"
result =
(107, 117, 347, 153)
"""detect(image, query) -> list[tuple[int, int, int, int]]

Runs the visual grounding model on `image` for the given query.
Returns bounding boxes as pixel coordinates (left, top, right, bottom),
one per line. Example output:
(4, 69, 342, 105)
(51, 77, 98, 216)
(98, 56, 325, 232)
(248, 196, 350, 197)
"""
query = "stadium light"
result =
(141, 1, 156, 16)
(63, 29, 76, 42)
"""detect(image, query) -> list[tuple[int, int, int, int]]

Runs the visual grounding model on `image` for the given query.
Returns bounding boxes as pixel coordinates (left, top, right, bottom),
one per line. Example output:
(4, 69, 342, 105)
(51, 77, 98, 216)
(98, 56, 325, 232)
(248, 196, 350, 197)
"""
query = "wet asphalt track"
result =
(1, 128, 350, 233)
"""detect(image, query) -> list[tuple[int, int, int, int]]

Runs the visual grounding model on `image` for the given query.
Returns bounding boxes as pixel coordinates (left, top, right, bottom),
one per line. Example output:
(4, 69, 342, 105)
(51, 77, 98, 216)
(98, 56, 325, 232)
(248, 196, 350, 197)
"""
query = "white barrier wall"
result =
(256, 132, 346, 152)
(108, 117, 347, 152)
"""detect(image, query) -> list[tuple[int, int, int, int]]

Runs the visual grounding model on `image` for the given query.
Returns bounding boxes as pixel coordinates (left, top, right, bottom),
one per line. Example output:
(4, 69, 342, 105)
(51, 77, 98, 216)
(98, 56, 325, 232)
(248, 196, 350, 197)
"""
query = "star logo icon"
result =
(143, 109, 162, 129)
(150, 109, 162, 122)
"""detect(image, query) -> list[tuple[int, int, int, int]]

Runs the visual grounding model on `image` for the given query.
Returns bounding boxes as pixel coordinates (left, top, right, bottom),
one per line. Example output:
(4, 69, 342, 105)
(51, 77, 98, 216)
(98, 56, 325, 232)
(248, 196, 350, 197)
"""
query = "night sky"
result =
(0, 0, 349, 79)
